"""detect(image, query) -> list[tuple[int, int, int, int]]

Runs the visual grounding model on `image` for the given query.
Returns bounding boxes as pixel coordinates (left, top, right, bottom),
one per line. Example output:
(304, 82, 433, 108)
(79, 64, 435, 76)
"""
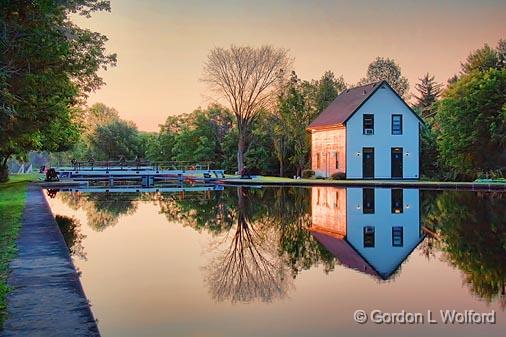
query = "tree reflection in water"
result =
(57, 192, 138, 231)
(423, 191, 506, 308)
(55, 215, 87, 260)
(53, 186, 505, 307)
(204, 188, 291, 303)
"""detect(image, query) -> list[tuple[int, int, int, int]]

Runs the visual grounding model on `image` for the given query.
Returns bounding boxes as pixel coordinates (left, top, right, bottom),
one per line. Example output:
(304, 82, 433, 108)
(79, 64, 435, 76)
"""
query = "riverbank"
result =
(1, 183, 100, 336)
(223, 176, 506, 191)
(0, 175, 38, 326)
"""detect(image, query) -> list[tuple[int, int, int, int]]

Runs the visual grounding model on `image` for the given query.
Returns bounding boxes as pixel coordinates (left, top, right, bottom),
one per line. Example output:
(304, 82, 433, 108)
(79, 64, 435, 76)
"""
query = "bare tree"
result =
(202, 45, 291, 171)
(204, 188, 291, 303)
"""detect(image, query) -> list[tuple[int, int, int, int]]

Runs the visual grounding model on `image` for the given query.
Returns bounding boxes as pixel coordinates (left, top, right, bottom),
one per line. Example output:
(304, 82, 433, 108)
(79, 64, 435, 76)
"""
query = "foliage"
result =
(460, 39, 505, 75)
(0, 0, 116, 181)
(88, 119, 141, 160)
(330, 172, 346, 180)
(414, 73, 443, 118)
(302, 169, 315, 179)
(274, 70, 346, 177)
(424, 191, 506, 308)
(434, 68, 506, 179)
(358, 57, 409, 98)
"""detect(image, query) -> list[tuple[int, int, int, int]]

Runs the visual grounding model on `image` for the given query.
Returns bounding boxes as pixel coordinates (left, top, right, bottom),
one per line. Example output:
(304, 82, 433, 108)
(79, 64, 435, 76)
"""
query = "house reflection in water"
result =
(310, 187, 423, 280)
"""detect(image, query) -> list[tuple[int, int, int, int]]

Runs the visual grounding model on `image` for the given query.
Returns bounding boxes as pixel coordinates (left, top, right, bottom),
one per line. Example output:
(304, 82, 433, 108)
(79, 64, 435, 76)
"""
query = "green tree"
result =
(312, 70, 346, 113)
(358, 57, 409, 98)
(0, 0, 116, 181)
(277, 72, 312, 177)
(414, 73, 443, 118)
(171, 105, 234, 166)
(88, 120, 141, 160)
(460, 40, 505, 75)
(434, 68, 506, 179)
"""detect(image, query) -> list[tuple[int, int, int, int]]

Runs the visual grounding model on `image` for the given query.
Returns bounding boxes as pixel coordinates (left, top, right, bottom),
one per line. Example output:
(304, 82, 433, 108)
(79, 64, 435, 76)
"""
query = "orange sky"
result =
(75, 0, 505, 131)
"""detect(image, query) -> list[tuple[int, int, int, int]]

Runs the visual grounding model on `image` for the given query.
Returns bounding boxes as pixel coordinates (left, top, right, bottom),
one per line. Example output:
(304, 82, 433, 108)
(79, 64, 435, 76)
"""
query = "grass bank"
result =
(0, 174, 39, 326)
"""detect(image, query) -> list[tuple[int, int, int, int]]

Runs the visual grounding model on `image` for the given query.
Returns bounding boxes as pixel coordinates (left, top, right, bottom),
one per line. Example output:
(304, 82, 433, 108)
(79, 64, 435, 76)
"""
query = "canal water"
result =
(46, 186, 505, 337)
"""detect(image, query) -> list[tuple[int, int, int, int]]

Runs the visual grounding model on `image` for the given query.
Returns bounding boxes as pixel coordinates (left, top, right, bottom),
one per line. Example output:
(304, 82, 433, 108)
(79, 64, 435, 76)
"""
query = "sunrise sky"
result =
(74, 0, 505, 131)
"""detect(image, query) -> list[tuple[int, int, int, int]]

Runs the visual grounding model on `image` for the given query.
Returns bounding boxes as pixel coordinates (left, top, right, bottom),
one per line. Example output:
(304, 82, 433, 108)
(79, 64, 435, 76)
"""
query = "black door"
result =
(391, 147, 403, 178)
(362, 147, 374, 178)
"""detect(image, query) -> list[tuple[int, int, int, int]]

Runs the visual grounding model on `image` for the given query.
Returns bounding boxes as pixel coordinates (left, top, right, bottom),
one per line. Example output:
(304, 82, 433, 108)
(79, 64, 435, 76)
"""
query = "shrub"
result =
(302, 170, 315, 179)
(330, 172, 346, 180)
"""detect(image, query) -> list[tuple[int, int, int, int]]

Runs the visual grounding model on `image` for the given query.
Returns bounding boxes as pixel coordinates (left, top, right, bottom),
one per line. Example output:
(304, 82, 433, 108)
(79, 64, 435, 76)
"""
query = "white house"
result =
(309, 186, 423, 280)
(307, 81, 424, 179)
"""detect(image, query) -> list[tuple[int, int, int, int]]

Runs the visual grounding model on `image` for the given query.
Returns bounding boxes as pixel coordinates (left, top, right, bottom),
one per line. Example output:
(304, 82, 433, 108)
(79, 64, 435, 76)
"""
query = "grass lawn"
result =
(0, 174, 39, 326)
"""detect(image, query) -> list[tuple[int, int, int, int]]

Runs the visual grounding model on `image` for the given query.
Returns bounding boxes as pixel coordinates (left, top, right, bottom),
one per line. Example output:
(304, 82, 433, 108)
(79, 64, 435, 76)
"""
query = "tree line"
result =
(56, 39, 505, 180)
(1, 0, 504, 181)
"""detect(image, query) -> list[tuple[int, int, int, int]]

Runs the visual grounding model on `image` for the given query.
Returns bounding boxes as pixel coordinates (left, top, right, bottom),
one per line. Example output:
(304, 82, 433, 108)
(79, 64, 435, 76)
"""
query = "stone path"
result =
(1, 185, 99, 337)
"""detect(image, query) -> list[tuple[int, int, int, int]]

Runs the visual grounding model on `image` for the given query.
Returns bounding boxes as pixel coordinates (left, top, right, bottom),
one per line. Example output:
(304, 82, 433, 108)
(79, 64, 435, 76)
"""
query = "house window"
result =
(391, 189, 403, 213)
(364, 226, 375, 248)
(335, 152, 339, 169)
(335, 191, 339, 208)
(316, 153, 321, 169)
(363, 114, 374, 134)
(392, 226, 404, 247)
(363, 188, 375, 214)
(392, 114, 403, 135)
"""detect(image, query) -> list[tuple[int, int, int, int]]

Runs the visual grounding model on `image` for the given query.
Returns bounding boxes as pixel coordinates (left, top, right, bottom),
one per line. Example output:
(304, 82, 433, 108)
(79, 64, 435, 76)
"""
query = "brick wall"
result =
(310, 127, 346, 177)
(311, 187, 347, 236)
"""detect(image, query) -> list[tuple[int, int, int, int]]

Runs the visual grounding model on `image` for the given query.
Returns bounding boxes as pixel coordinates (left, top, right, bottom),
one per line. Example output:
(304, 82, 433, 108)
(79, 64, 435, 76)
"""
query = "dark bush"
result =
(331, 172, 346, 180)
(302, 169, 315, 179)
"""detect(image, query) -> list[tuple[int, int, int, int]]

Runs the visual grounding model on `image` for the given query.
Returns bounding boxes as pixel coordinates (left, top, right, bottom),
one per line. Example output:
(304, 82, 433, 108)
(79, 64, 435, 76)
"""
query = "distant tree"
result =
(276, 72, 312, 177)
(244, 111, 279, 175)
(460, 41, 504, 75)
(0, 0, 116, 181)
(414, 73, 443, 118)
(171, 105, 234, 166)
(202, 45, 291, 171)
(81, 103, 120, 135)
(358, 57, 409, 98)
(313, 71, 346, 113)
(434, 68, 506, 179)
(88, 120, 141, 160)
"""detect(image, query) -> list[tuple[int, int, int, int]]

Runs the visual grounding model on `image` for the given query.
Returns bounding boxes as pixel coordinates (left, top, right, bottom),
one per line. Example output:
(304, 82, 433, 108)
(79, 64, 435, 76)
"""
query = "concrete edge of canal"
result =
(1, 184, 100, 337)
(222, 178, 506, 191)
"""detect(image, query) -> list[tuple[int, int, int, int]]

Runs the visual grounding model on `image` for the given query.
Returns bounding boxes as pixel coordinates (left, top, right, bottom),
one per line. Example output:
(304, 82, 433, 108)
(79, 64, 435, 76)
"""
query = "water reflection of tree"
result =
(155, 190, 236, 234)
(424, 191, 506, 308)
(273, 188, 336, 277)
(58, 192, 137, 231)
(55, 215, 87, 260)
(205, 188, 291, 303)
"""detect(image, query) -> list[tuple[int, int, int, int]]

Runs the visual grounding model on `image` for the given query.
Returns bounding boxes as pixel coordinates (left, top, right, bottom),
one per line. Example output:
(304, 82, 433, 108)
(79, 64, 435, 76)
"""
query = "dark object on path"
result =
(39, 165, 46, 173)
(45, 168, 59, 182)
(240, 167, 252, 179)
(46, 189, 59, 199)
(331, 172, 346, 180)
(302, 169, 315, 178)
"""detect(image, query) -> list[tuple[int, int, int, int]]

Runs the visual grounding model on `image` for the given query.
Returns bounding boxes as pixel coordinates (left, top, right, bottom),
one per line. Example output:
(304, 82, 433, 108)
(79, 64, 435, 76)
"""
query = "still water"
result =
(46, 186, 505, 337)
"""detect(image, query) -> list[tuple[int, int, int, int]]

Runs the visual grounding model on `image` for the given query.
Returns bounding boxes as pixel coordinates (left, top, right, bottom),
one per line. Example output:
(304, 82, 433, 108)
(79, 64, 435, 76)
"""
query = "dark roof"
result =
(307, 80, 424, 129)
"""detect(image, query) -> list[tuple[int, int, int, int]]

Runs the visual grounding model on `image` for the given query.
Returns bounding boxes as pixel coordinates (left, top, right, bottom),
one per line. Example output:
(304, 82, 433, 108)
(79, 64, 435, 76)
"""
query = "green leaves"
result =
(434, 68, 506, 179)
(0, 0, 115, 175)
